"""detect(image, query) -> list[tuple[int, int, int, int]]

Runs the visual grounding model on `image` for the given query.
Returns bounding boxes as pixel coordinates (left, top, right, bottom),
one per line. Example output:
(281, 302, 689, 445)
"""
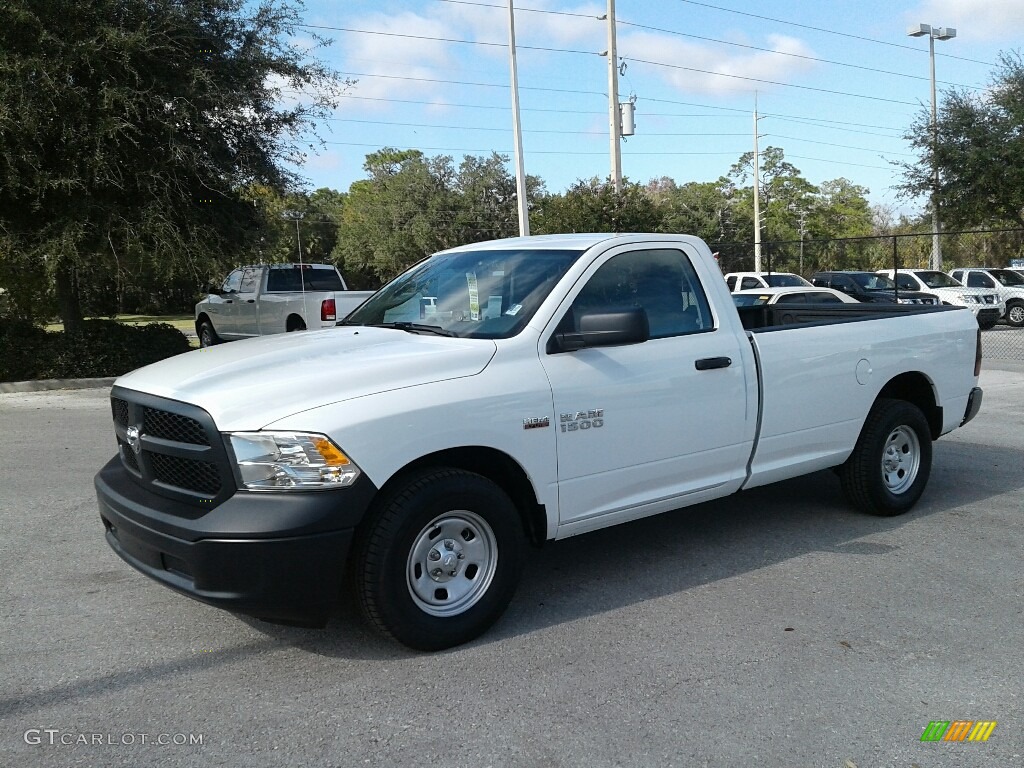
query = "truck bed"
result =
(736, 302, 960, 331)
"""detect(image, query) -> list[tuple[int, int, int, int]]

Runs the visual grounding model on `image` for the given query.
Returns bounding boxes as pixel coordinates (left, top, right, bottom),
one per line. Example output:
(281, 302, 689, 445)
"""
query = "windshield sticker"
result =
(466, 272, 480, 320)
(505, 303, 522, 316)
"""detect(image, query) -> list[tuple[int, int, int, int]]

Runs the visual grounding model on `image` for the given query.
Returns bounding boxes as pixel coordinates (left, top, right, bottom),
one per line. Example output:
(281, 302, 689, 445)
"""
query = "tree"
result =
(533, 178, 664, 234)
(899, 51, 1024, 230)
(0, 0, 344, 328)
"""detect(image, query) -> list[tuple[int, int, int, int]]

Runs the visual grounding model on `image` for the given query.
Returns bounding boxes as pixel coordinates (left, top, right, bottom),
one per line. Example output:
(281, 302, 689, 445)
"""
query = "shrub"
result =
(0, 319, 191, 382)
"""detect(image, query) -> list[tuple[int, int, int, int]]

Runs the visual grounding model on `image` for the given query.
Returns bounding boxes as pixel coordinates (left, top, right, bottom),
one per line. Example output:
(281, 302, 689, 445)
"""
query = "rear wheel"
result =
(286, 316, 306, 332)
(840, 398, 932, 516)
(1005, 301, 1024, 328)
(354, 469, 526, 651)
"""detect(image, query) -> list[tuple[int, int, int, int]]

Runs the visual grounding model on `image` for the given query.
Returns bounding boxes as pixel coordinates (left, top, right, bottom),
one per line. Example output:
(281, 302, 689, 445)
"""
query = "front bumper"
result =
(95, 456, 377, 625)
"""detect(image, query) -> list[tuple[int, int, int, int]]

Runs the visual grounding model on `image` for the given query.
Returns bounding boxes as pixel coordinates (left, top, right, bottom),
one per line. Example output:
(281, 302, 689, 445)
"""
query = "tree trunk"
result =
(54, 256, 84, 334)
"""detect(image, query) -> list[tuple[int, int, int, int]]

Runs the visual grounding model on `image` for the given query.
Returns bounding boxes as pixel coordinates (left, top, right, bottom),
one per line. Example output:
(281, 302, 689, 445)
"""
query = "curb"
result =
(0, 377, 117, 394)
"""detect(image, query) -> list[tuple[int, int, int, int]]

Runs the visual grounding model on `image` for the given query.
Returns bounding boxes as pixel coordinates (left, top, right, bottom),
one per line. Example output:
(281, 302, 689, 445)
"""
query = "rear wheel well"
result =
(375, 447, 547, 547)
(195, 313, 212, 334)
(286, 314, 306, 332)
(876, 372, 941, 439)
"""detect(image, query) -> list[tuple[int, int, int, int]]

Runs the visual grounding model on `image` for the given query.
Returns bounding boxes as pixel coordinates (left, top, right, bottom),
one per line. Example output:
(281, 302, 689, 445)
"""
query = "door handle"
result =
(695, 356, 732, 371)
(246, 299, 255, 304)
(225, 299, 233, 304)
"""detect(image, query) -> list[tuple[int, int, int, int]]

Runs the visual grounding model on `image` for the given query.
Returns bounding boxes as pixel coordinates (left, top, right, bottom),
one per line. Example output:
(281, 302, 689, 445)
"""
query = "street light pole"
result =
(908, 23, 956, 271)
(281, 210, 304, 264)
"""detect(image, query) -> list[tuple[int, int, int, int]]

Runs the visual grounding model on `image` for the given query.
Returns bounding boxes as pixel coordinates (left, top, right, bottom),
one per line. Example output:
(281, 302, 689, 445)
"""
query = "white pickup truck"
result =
(97, 234, 983, 650)
(194, 263, 373, 346)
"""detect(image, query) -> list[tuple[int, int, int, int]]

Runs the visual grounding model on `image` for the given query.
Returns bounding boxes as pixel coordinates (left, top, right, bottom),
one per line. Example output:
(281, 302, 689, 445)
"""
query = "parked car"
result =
(949, 268, 1024, 328)
(97, 233, 982, 650)
(195, 263, 374, 346)
(732, 286, 859, 306)
(876, 269, 1003, 330)
(810, 271, 940, 305)
(724, 271, 812, 292)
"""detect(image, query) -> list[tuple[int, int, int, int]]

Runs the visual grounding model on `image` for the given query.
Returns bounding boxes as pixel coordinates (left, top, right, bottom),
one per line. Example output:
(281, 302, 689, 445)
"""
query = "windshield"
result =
(764, 274, 810, 287)
(850, 273, 895, 290)
(345, 248, 582, 339)
(733, 294, 771, 307)
(990, 269, 1024, 287)
(916, 270, 961, 288)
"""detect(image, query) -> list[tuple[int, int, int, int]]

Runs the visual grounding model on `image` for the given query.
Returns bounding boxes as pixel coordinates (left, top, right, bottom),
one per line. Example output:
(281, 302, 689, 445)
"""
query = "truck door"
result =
(233, 267, 262, 337)
(211, 269, 243, 338)
(540, 245, 752, 533)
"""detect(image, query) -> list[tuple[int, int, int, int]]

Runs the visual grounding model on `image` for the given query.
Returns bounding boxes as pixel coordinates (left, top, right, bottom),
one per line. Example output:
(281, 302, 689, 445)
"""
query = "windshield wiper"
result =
(367, 322, 457, 337)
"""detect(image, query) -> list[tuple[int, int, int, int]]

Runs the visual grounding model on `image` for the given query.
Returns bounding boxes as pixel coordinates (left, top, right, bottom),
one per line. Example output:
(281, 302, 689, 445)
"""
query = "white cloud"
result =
(618, 32, 818, 96)
(907, 0, 1024, 41)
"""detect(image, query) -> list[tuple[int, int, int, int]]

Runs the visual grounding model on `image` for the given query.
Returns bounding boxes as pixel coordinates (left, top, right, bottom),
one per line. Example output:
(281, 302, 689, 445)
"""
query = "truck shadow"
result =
(253, 437, 1021, 658)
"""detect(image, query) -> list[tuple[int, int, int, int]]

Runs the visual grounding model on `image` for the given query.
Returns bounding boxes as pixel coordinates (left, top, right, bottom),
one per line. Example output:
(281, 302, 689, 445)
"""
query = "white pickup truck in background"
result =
(99, 234, 983, 651)
(195, 263, 373, 347)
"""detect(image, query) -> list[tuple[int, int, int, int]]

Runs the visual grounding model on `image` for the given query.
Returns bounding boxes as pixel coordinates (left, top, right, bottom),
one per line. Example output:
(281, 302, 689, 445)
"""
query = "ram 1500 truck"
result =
(96, 234, 983, 650)
(195, 263, 373, 346)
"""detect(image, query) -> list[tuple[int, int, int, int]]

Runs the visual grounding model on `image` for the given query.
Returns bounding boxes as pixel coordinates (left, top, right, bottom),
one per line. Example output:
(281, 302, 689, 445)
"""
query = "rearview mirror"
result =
(550, 308, 649, 353)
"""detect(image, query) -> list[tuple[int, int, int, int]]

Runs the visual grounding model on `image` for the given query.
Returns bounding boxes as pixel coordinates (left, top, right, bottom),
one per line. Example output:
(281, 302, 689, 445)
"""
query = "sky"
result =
(286, 0, 1024, 216)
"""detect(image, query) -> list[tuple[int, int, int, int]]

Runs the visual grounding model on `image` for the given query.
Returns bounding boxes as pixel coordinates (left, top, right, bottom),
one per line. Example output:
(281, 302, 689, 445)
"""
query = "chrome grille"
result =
(143, 408, 208, 446)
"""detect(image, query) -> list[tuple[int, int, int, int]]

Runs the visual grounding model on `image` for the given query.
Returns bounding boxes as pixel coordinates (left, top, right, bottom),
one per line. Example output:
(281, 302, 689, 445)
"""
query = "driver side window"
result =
(566, 249, 714, 339)
(222, 269, 242, 293)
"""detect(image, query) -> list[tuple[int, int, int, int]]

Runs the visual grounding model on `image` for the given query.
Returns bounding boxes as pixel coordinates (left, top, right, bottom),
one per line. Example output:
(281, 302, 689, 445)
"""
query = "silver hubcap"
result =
(881, 425, 921, 495)
(1009, 305, 1024, 324)
(407, 510, 498, 617)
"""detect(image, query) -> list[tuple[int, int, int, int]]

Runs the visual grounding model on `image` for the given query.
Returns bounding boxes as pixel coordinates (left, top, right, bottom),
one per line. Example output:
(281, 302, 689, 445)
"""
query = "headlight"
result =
(897, 298, 916, 304)
(227, 432, 361, 490)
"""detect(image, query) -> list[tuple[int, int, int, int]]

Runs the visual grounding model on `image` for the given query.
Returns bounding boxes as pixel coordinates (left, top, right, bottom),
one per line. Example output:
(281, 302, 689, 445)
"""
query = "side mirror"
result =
(206, 282, 223, 295)
(550, 308, 650, 353)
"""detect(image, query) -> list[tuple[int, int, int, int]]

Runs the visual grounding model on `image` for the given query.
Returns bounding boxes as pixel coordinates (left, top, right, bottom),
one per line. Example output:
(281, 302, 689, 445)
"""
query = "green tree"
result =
(0, 0, 343, 328)
(533, 178, 664, 234)
(899, 51, 1024, 229)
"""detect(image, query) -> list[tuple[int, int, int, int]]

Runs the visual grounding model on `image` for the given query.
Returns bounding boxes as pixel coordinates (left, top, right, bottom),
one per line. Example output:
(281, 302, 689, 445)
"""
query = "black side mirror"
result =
(550, 307, 650, 353)
(206, 283, 223, 295)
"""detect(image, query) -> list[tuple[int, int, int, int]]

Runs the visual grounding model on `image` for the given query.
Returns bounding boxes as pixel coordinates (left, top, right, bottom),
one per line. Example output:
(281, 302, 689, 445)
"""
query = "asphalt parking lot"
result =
(1, 364, 1022, 767)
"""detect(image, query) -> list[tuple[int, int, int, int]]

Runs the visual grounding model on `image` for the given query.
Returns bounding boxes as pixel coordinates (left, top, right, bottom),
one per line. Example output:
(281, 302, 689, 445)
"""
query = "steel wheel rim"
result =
(407, 510, 498, 617)
(881, 425, 921, 495)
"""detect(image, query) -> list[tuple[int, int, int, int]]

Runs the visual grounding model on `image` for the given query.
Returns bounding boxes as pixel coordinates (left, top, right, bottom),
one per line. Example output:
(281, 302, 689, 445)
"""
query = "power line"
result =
(765, 116, 903, 138)
(628, 56, 919, 106)
(617, 18, 982, 90)
(431, 0, 601, 21)
(326, 117, 749, 137)
(675, 0, 997, 67)
(766, 134, 916, 157)
(787, 154, 895, 171)
(338, 70, 605, 97)
(321, 141, 744, 156)
(337, 94, 605, 115)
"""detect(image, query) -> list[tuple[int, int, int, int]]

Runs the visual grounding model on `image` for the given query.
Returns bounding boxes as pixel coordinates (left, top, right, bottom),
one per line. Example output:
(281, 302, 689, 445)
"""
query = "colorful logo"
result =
(921, 721, 997, 742)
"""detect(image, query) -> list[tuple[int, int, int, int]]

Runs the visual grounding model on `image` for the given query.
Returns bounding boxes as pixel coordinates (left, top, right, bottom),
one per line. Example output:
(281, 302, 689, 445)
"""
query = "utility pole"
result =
(752, 96, 762, 272)
(606, 0, 622, 192)
(507, 0, 530, 236)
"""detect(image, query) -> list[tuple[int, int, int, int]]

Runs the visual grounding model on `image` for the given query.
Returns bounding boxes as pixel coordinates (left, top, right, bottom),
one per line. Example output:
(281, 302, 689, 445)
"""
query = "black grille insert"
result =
(148, 452, 221, 495)
(144, 408, 209, 446)
(111, 398, 130, 426)
(118, 439, 140, 472)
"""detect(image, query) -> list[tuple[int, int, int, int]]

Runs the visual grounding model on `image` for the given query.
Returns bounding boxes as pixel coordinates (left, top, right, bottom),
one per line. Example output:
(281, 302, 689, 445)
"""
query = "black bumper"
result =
(962, 386, 983, 427)
(95, 456, 377, 625)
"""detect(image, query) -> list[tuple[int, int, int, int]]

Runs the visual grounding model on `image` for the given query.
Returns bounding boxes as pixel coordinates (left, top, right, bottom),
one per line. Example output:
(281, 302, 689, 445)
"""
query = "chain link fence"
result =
(710, 228, 1024, 363)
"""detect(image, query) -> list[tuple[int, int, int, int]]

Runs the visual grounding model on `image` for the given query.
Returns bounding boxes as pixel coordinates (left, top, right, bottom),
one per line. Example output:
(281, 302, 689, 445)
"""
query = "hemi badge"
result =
(523, 417, 550, 430)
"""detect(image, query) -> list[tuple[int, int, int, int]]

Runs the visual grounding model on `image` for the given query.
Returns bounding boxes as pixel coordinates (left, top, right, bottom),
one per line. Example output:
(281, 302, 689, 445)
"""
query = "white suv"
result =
(876, 269, 1003, 330)
(949, 268, 1024, 328)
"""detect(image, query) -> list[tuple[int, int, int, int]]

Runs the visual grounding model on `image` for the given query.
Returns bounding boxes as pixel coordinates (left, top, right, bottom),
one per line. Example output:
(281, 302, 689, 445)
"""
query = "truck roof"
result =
(439, 233, 710, 253)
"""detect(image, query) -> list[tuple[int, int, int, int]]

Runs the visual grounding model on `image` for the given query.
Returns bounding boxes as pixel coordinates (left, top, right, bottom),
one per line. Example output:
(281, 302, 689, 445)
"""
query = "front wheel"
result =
(353, 469, 526, 651)
(198, 321, 220, 348)
(1004, 301, 1024, 328)
(839, 398, 932, 516)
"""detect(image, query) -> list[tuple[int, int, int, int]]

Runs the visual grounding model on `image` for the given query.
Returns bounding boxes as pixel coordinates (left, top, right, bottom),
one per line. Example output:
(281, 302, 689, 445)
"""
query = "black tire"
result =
(198, 320, 220, 348)
(287, 316, 306, 332)
(840, 398, 932, 516)
(978, 316, 998, 331)
(353, 468, 525, 651)
(1004, 301, 1024, 328)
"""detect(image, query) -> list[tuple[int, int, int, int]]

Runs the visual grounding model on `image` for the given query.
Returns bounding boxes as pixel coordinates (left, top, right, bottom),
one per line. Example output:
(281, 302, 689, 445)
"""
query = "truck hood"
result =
(115, 327, 497, 430)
